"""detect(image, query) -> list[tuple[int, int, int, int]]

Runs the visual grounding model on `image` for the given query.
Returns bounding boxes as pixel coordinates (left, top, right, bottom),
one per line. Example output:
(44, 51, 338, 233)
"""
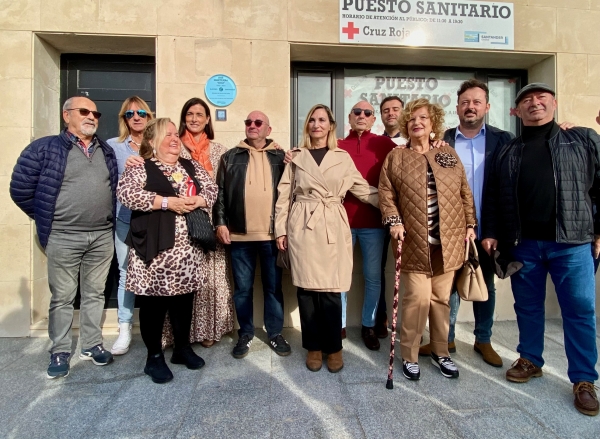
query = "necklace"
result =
(152, 158, 184, 193)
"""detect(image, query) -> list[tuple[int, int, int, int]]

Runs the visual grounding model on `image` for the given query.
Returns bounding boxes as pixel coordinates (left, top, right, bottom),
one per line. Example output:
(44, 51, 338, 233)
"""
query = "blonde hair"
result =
(399, 98, 446, 141)
(299, 104, 338, 150)
(140, 118, 174, 159)
(116, 96, 154, 142)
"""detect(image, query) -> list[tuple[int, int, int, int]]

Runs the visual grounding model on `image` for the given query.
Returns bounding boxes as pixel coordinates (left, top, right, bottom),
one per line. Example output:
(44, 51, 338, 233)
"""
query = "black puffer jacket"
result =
(482, 123, 600, 246)
(213, 141, 285, 234)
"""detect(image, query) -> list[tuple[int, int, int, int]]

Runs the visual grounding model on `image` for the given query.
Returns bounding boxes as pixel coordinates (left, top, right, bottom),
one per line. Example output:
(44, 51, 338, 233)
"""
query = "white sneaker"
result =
(111, 323, 132, 355)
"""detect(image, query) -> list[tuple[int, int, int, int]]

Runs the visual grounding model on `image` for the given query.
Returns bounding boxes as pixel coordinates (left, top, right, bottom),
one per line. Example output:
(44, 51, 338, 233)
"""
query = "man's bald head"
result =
(244, 110, 272, 148)
(349, 100, 376, 135)
(62, 96, 99, 140)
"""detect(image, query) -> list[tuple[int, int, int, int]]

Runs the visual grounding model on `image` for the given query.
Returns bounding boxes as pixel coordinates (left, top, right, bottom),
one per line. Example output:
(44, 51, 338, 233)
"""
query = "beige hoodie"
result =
(230, 139, 277, 242)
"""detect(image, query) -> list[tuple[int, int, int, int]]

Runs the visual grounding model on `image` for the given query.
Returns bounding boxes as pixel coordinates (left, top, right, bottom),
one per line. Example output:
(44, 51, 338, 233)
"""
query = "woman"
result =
(166, 97, 234, 348)
(107, 96, 153, 356)
(117, 118, 218, 384)
(275, 104, 379, 373)
(378, 99, 476, 381)
(127, 98, 235, 348)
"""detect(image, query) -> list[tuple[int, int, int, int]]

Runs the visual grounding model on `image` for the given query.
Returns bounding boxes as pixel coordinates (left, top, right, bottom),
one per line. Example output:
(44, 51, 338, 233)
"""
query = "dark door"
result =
(60, 54, 156, 308)
(61, 54, 155, 141)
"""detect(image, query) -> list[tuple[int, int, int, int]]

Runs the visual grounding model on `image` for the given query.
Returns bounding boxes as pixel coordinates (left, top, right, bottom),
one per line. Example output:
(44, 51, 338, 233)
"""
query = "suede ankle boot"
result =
(327, 350, 344, 373)
(306, 351, 322, 372)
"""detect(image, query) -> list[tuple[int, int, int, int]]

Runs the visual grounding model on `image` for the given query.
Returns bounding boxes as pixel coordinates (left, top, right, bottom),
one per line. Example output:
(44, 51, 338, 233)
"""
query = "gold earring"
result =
(430, 132, 435, 140)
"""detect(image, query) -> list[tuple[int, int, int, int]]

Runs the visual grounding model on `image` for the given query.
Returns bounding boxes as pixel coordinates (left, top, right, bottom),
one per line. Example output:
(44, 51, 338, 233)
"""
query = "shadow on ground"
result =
(0, 319, 598, 439)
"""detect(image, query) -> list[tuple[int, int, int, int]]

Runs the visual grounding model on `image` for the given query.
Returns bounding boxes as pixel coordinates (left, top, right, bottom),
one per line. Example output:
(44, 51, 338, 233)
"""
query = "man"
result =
(482, 83, 599, 416)
(418, 79, 514, 368)
(214, 111, 290, 359)
(10, 97, 118, 379)
(380, 96, 408, 146)
(337, 101, 396, 350)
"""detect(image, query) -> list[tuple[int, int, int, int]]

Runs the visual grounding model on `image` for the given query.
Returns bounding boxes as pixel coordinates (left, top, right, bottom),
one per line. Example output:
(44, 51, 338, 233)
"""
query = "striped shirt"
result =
(426, 165, 440, 245)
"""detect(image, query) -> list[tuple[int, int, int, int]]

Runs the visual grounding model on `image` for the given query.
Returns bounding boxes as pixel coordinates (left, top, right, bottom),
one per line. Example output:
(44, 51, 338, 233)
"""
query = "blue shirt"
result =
(454, 125, 486, 239)
(107, 135, 139, 224)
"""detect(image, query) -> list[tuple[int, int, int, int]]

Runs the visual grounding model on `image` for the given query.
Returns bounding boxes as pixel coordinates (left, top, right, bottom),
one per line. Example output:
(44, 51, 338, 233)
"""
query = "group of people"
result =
(8, 78, 599, 417)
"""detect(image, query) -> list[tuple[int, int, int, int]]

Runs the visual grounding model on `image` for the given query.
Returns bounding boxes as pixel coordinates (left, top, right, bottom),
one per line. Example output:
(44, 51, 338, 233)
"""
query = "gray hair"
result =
(62, 97, 75, 112)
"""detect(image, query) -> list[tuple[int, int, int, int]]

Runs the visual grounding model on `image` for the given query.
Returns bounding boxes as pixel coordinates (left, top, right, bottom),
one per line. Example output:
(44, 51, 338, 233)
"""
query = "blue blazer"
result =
(443, 124, 515, 229)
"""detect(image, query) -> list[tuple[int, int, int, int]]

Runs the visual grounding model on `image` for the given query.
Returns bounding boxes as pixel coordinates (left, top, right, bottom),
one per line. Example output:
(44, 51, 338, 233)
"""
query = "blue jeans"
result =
(341, 228, 386, 328)
(448, 239, 496, 343)
(230, 240, 284, 339)
(115, 218, 135, 324)
(511, 239, 598, 383)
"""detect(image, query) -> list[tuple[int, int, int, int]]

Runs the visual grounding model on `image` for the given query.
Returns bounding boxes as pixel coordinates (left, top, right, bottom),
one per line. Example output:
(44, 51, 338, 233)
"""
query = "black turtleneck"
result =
(309, 146, 328, 166)
(517, 120, 557, 241)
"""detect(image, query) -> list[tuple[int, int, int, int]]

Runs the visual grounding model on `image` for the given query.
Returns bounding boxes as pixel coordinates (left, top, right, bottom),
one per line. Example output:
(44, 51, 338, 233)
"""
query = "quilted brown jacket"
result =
(379, 145, 476, 274)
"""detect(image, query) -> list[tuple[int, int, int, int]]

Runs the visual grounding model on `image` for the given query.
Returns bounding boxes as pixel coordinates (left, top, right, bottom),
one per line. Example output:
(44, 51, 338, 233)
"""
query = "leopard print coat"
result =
(117, 159, 218, 296)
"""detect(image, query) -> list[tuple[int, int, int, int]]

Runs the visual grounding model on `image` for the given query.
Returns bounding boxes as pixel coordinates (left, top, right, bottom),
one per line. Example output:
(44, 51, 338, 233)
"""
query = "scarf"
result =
(182, 130, 213, 176)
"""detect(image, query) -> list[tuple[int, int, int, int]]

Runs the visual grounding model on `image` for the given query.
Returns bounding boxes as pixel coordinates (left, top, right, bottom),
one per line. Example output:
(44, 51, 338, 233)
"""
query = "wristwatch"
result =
(161, 197, 168, 211)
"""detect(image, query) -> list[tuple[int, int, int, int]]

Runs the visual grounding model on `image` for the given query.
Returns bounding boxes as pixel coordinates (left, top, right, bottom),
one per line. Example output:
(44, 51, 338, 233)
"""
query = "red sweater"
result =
(337, 130, 396, 228)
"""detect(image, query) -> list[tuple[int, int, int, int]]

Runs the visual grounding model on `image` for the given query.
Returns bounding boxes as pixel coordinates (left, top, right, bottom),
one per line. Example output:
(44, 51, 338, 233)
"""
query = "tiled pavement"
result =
(0, 319, 598, 439)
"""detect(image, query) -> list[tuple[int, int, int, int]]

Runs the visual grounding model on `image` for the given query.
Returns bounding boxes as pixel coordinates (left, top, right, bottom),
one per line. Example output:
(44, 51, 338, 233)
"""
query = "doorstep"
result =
(29, 309, 141, 338)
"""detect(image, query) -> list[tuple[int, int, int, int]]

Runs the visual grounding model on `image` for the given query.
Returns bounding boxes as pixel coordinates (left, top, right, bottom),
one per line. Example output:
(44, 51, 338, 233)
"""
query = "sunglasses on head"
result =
(244, 119, 265, 128)
(66, 108, 102, 119)
(124, 109, 148, 119)
(351, 108, 373, 117)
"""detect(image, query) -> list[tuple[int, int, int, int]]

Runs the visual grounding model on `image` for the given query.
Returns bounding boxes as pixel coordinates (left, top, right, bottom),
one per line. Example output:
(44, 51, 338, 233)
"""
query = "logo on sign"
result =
(342, 22, 360, 39)
(464, 31, 509, 45)
(464, 31, 480, 43)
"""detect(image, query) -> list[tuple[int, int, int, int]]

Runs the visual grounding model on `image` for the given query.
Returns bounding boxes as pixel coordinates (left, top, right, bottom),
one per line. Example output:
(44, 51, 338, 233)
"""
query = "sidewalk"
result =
(0, 319, 598, 439)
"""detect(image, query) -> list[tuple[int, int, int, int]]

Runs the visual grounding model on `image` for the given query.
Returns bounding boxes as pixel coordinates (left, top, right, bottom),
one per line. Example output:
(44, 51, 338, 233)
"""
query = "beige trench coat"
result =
(275, 147, 379, 292)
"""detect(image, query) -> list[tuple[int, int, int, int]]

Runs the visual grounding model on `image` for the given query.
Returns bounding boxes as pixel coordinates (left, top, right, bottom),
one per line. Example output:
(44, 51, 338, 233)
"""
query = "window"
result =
(292, 63, 525, 144)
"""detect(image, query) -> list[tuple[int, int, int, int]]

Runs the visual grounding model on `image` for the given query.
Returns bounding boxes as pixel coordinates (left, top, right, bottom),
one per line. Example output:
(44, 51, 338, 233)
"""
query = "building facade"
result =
(1, 0, 599, 336)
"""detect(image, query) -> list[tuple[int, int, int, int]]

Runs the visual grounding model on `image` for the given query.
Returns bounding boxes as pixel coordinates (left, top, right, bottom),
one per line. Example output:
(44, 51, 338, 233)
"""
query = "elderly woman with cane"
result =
(379, 98, 476, 382)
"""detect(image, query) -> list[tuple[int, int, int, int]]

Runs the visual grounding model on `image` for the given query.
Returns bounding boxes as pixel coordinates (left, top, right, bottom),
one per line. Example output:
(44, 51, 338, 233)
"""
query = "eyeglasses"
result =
(124, 109, 148, 119)
(66, 108, 102, 119)
(244, 119, 266, 128)
(351, 108, 374, 117)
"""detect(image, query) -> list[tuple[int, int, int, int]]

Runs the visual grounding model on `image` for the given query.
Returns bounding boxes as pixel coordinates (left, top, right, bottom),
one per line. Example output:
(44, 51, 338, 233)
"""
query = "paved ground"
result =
(0, 319, 598, 439)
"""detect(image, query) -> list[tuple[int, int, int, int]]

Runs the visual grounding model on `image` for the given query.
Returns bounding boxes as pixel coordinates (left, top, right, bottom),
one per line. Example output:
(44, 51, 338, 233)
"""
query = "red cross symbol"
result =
(342, 22, 359, 40)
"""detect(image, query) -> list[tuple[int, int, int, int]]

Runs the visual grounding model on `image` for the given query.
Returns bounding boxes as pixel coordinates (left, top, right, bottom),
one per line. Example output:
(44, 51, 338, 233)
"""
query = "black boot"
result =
(171, 345, 205, 370)
(144, 353, 174, 384)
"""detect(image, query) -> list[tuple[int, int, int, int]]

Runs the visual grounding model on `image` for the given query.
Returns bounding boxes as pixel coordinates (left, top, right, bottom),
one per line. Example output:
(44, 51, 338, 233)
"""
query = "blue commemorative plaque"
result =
(204, 74, 237, 107)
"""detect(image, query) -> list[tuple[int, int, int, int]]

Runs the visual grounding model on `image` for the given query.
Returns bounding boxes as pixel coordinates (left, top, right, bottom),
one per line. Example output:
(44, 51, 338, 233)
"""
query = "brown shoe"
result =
(361, 326, 380, 351)
(418, 342, 456, 357)
(474, 342, 503, 368)
(200, 340, 215, 348)
(327, 350, 344, 373)
(573, 382, 599, 416)
(375, 313, 388, 339)
(306, 351, 322, 372)
(506, 358, 543, 383)
(341, 328, 346, 340)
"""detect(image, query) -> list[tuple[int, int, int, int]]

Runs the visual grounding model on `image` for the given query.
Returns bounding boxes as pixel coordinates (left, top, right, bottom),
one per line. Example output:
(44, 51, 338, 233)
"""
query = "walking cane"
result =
(386, 240, 403, 390)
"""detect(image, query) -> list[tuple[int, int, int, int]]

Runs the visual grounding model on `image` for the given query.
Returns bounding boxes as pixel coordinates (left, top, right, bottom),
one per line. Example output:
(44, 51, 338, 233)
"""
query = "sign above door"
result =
(339, 0, 514, 50)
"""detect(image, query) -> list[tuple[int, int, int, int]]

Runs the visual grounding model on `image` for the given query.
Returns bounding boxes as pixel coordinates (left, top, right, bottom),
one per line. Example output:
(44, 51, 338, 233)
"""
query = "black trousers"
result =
(138, 293, 194, 356)
(377, 231, 391, 319)
(297, 288, 342, 354)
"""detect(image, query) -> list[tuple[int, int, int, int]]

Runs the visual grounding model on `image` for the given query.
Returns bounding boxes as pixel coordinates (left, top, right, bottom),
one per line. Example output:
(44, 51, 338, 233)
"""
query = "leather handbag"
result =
(186, 208, 217, 253)
(276, 163, 295, 270)
(456, 237, 489, 302)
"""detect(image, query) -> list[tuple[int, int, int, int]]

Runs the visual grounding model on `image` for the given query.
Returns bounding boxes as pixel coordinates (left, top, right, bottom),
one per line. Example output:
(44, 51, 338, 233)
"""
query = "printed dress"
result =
(117, 159, 218, 297)
(163, 142, 234, 346)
